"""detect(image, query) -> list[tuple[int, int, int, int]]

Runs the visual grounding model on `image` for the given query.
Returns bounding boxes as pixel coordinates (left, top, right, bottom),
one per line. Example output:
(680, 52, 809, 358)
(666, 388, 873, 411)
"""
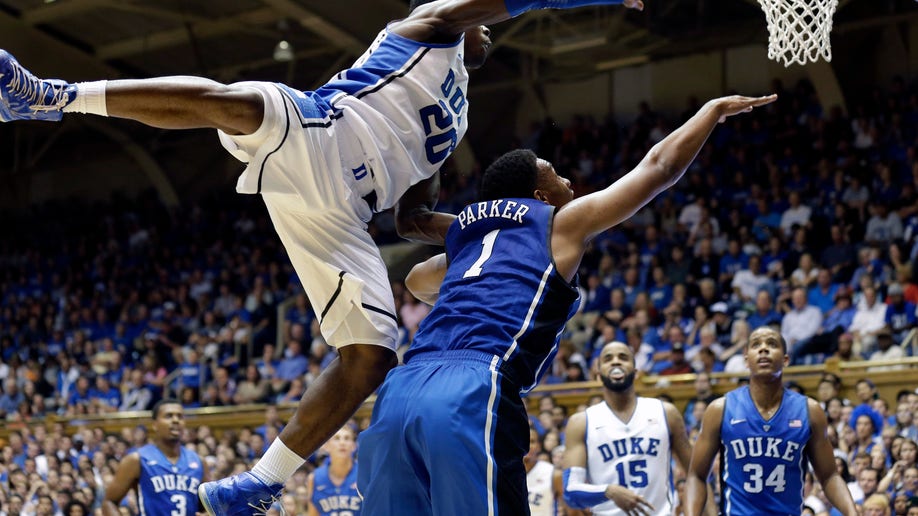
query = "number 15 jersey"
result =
(584, 398, 674, 516)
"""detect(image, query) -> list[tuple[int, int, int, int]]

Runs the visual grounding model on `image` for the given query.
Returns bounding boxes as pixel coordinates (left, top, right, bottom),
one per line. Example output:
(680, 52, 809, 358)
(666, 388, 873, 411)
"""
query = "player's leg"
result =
(278, 344, 396, 455)
(0, 49, 262, 134)
(199, 345, 396, 516)
(415, 355, 530, 516)
(200, 205, 400, 515)
(358, 365, 437, 516)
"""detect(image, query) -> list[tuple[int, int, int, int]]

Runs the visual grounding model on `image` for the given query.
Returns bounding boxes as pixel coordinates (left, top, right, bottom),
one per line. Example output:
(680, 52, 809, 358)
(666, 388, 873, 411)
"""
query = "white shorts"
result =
(219, 82, 398, 350)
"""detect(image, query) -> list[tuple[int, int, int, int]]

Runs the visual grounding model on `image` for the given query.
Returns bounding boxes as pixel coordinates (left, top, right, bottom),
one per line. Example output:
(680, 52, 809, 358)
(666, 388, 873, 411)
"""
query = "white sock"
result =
(62, 81, 108, 116)
(250, 438, 305, 485)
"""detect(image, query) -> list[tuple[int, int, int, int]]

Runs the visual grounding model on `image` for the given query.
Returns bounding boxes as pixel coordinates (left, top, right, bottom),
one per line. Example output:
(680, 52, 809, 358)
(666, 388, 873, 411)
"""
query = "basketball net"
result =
(757, 0, 838, 67)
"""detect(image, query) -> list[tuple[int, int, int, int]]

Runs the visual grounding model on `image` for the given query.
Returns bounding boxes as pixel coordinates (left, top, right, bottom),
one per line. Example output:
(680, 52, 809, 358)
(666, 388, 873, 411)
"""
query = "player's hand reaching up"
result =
(623, 0, 644, 10)
(604, 484, 655, 516)
(711, 94, 778, 123)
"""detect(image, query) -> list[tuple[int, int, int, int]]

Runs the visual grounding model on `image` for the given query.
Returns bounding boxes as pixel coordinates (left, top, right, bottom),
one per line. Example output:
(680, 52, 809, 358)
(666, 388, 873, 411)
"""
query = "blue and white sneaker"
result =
(198, 471, 285, 516)
(0, 49, 75, 122)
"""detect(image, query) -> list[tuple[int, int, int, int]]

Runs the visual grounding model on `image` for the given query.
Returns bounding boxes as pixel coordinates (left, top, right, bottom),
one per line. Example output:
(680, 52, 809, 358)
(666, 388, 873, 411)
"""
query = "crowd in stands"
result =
(2, 74, 918, 513)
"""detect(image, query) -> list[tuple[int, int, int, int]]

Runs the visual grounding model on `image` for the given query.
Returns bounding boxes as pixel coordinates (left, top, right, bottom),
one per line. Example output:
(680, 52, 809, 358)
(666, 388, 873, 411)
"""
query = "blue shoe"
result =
(0, 49, 75, 122)
(198, 471, 285, 516)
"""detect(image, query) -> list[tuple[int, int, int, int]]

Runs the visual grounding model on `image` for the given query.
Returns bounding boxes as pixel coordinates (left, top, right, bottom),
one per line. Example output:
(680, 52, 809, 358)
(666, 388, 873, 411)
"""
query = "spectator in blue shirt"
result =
(791, 289, 857, 364)
(751, 197, 782, 242)
(254, 405, 286, 440)
(254, 344, 280, 383)
(175, 349, 208, 391)
(809, 268, 841, 313)
(719, 238, 749, 287)
(88, 375, 121, 412)
(580, 273, 612, 314)
(746, 290, 783, 330)
(885, 283, 917, 343)
(647, 265, 673, 311)
(276, 340, 309, 382)
(285, 293, 315, 330)
(0, 379, 25, 417)
(67, 376, 92, 410)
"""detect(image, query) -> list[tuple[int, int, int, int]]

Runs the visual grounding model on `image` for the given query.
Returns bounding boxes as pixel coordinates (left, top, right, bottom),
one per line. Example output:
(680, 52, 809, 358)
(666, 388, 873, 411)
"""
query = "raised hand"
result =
(623, 0, 645, 10)
(712, 94, 778, 123)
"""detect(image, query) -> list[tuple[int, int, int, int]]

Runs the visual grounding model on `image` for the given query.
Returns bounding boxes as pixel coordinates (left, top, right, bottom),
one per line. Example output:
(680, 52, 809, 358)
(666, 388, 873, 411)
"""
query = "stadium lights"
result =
(273, 40, 294, 62)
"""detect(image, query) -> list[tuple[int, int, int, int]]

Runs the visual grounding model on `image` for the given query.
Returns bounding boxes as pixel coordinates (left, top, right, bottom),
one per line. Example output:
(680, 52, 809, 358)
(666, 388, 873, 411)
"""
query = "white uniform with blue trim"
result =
(527, 460, 557, 516)
(584, 398, 674, 516)
(218, 28, 470, 349)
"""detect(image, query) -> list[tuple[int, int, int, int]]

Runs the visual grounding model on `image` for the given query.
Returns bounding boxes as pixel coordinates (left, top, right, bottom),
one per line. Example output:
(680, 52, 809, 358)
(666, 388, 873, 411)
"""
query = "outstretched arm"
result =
(551, 95, 776, 280)
(806, 399, 858, 516)
(685, 398, 724, 516)
(392, 0, 643, 42)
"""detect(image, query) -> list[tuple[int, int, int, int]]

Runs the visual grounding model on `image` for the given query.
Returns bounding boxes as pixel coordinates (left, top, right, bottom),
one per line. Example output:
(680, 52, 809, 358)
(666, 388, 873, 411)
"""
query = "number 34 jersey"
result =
(720, 386, 811, 516)
(584, 398, 674, 516)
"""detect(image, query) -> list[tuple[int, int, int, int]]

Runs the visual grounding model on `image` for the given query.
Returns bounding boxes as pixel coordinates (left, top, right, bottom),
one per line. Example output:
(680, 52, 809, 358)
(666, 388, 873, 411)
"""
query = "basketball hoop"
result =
(757, 0, 838, 67)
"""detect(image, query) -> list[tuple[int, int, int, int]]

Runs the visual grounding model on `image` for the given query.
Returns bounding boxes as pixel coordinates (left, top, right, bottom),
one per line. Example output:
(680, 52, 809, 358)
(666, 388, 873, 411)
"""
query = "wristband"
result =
(504, 0, 624, 18)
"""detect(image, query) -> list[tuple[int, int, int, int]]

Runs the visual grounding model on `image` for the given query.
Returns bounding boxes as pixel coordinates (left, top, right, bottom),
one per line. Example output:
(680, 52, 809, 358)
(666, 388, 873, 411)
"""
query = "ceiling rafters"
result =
(212, 46, 338, 83)
(95, 7, 280, 60)
(21, 0, 110, 24)
(0, 8, 118, 79)
(259, 0, 365, 56)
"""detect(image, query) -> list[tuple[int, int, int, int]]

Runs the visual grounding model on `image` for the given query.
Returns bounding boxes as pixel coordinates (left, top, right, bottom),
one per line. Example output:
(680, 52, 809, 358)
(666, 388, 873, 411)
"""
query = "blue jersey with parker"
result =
(405, 198, 580, 393)
(720, 386, 811, 516)
(136, 443, 204, 516)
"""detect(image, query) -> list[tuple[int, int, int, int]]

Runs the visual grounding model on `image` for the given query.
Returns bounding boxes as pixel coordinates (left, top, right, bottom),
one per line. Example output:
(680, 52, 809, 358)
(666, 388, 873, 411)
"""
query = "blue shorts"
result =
(356, 350, 530, 516)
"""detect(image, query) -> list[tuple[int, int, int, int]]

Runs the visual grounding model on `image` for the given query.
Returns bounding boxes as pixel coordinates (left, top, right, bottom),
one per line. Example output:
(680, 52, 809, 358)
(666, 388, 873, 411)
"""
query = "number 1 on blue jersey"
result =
(463, 230, 500, 278)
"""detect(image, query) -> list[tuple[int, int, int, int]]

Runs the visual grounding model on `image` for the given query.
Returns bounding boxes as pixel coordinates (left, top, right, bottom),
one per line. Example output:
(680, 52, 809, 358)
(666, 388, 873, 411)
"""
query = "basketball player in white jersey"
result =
(527, 427, 568, 516)
(0, 0, 644, 513)
(563, 342, 716, 516)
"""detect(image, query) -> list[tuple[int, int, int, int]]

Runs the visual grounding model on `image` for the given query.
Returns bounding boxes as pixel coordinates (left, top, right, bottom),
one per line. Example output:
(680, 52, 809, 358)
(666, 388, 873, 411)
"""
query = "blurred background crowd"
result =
(2, 74, 918, 514)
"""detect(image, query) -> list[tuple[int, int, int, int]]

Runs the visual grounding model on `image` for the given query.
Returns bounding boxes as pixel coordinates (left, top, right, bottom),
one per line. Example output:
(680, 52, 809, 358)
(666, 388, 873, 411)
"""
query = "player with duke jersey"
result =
(307, 426, 362, 516)
(563, 342, 716, 516)
(0, 0, 644, 513)
(526, 427, 577, 516)
(358, 94, 777, 514)
(685, 327, 858, 516)
(102, 400, 208, 516)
